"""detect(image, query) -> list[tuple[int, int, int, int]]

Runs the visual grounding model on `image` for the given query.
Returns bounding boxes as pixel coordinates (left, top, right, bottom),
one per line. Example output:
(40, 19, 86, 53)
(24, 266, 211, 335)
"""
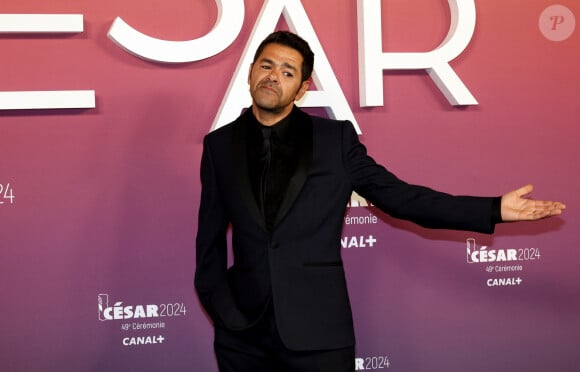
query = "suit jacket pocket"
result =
(231, 264, 253, 272)
(303, 260, 343, 267)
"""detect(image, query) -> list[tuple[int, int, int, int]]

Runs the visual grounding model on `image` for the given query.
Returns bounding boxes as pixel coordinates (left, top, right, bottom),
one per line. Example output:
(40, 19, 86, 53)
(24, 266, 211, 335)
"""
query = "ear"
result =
(247, 63, 253, 85)
(295, 79, 310, 101)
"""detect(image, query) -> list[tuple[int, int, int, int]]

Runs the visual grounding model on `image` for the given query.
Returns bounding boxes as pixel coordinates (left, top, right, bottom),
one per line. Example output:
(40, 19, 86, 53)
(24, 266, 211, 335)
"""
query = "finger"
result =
(530, 203, 565, 219)
(534, 200, 566, 209)
(516, 184, 534, 198)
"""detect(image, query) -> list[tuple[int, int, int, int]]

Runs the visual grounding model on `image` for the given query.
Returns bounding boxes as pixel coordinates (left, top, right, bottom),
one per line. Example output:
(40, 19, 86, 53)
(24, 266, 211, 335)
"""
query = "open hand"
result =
(501, 184, 566, 222)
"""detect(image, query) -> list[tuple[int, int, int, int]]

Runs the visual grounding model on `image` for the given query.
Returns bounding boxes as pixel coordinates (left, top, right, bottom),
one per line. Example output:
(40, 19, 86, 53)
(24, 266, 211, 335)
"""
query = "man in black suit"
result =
(195, 31, 565, 372)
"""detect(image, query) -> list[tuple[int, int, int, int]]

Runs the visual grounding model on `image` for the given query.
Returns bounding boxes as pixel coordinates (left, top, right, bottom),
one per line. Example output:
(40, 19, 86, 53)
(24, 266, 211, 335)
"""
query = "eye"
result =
(283, 71, 294, 77)
(261, 64, 271, 70)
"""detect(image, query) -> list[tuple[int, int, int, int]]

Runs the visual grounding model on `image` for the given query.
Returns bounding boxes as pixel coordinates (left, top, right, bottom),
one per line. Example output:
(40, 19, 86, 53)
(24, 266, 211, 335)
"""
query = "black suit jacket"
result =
(195, 107, 495, 351)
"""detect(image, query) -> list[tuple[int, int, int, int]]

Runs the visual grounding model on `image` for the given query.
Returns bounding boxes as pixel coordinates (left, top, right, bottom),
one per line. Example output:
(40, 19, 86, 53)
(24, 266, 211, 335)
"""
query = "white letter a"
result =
(211, 0, 361, 133)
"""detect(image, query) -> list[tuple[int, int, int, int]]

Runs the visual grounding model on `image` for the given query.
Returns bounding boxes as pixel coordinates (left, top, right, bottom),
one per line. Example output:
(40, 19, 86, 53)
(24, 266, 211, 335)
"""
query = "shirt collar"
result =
(248, 105, 297, 143)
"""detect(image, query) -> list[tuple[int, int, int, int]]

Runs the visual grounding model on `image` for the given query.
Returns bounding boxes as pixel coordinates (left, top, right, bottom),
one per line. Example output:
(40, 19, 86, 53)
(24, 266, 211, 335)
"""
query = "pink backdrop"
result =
(1, 1, 578, 371)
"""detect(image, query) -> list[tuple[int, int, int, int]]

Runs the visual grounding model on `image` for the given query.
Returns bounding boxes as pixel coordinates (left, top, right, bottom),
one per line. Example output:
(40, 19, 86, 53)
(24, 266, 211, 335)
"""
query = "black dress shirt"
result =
(246, 108, 301, 232)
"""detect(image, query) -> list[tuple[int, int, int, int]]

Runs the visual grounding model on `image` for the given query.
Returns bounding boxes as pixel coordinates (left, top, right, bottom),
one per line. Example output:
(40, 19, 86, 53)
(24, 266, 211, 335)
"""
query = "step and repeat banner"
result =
(1, 1, 578, 371)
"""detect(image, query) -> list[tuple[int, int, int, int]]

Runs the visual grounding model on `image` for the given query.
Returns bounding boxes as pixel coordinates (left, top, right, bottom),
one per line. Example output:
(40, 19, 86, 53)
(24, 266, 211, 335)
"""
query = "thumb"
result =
(515, 184, 534, 198)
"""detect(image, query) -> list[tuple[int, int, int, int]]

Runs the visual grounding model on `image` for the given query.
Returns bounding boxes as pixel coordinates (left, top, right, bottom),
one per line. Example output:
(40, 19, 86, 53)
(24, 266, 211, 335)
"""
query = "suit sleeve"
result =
(195, 135, 229, 324)
(341, 121, 496, 233)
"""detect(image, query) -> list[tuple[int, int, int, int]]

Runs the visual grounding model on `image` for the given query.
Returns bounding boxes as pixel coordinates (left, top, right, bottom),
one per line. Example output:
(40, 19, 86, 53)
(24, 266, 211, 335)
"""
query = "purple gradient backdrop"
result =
(1, 1, 578, 371)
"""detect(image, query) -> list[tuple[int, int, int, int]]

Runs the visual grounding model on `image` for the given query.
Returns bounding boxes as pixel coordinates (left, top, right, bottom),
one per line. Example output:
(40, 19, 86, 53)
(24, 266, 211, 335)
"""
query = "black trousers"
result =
(213, 304, 355, 372)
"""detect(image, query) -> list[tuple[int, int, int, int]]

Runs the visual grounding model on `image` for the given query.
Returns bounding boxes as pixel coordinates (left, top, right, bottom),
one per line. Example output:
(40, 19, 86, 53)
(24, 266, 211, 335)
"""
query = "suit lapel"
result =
(272, 109, 313, 228)
(232, 112, 267, 231)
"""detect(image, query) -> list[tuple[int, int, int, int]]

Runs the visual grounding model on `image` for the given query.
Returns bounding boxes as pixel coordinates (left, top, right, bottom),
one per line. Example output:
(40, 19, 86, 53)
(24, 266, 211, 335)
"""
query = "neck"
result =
(252, 105, 293, 126)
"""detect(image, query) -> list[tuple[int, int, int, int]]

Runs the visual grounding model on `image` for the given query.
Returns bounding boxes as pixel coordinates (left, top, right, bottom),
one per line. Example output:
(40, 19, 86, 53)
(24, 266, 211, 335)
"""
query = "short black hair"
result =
(252, 31, 315, 83)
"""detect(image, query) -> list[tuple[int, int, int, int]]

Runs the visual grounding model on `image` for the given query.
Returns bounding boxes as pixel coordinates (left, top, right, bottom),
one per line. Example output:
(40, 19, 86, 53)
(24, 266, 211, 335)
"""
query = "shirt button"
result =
(271, 241, 280, 250)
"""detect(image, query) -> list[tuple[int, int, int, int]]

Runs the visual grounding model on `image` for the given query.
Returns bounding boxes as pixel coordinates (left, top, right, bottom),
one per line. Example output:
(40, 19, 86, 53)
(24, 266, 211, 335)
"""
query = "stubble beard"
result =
(253, 84, 284, 114)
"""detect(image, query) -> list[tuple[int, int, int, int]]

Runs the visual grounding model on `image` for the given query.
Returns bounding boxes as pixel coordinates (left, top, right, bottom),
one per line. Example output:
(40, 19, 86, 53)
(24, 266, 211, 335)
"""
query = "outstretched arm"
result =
(501, 184, 566, 222)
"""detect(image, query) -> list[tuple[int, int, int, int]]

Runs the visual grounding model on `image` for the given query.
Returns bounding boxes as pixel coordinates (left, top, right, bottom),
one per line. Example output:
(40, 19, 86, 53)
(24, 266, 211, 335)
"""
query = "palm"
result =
(501, 184, 565, 222)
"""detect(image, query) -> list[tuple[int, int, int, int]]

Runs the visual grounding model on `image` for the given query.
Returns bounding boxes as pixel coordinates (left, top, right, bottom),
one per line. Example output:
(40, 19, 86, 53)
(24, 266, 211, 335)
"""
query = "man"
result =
(195, 31, 565, 372)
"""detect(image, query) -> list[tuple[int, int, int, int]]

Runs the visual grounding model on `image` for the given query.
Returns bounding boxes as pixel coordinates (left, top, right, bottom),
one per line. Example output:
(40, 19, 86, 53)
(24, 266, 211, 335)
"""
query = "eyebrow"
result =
(259, 58, 298, 72)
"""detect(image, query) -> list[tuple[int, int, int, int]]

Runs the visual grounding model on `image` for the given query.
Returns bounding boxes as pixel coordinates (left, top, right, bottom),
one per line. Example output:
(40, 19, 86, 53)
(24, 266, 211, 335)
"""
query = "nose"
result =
(266, 68, 279, 83)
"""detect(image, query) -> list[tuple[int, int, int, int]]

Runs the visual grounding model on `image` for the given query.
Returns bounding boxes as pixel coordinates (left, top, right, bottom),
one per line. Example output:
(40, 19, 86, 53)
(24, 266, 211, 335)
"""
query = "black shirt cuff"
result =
(491, 196, 503, 224)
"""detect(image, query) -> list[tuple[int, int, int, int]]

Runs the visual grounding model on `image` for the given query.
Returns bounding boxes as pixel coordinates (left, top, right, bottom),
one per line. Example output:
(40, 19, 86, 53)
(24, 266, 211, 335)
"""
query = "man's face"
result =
(248, 43, 309, 121)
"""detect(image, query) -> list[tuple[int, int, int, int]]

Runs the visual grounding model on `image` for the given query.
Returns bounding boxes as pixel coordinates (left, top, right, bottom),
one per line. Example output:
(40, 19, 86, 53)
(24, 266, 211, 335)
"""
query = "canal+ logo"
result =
(466, 238, 518, 264)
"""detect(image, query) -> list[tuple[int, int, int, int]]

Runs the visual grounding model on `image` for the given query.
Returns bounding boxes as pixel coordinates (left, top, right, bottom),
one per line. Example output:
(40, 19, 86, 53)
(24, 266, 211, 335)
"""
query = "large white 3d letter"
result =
(107, 0, 244, 63)
(212, 0, 360, 133)
(358, 0, 478, 106)
(0, 14, 95, 110)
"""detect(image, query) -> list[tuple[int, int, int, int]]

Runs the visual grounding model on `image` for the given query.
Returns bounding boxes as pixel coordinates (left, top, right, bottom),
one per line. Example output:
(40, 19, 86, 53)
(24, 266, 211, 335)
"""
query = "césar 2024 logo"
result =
(466, 238, 541, 264)
(98, 294, 186, 321)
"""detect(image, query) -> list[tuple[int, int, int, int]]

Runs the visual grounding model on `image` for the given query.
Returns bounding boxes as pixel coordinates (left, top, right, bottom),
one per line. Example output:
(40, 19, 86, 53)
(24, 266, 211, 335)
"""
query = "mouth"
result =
(258, 83, 278, 94)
